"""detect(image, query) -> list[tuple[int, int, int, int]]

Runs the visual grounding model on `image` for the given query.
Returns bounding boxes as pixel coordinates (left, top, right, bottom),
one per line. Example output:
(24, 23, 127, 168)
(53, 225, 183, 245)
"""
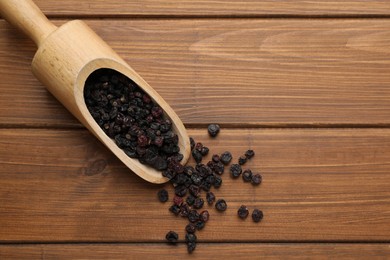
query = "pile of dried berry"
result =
(159, 124, 263, 253)
(84, 69, 183, 171)
(84, 70, 263, 253)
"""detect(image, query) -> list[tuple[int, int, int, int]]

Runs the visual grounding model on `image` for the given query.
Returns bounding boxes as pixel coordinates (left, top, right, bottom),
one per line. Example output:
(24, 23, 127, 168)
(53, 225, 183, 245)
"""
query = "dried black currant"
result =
(215, 199, 227, 211)
(200, 210, 210, 222)
(206, 191, 216, 205)
(251, 174, 262, 185)
(230, 164, 242, 178)
(157, 189, 168, 202)
(187, 242, 196, 253)
(185, 223, 196, 234)
(193, 198, 204, 209)
(208, 124, 220, 137)
(238, 155, 247, 165)
(220, 151, 232, 165)
(245, 149, 255, 159)
(165, 231, 178, 244)
(252, 209, 263, 223)
(242, 169, 253, 182)
(237, 205, 249, 219)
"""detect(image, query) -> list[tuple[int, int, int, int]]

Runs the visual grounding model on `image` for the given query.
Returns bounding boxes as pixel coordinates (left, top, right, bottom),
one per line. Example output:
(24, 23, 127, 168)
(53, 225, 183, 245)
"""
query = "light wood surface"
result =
(31, 1, 390, 16)
(0, 129, 389, 241)
(1, 19, 390, 127)
(1, 0, 389, 258)
(1, 244, 389, 259)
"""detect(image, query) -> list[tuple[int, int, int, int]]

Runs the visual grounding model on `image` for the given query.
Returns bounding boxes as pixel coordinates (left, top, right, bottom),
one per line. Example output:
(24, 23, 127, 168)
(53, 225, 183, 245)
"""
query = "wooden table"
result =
(1, 1, 390, 259)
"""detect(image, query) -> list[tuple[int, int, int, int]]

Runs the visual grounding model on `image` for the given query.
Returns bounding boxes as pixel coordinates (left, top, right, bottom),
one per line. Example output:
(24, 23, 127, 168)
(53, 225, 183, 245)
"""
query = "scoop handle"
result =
(0, 0, 57, 47)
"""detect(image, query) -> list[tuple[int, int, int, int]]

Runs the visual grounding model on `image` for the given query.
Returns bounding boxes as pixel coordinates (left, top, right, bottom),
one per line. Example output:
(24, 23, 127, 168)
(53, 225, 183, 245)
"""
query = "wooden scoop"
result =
(0, 0, 190, 183)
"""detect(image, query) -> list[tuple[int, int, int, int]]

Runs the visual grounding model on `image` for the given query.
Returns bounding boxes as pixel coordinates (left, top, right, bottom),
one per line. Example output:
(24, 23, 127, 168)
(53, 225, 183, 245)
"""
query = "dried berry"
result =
(193, 198, 204, 209)
(173, 195, 183, 205)
(252, 209, 263, 223)
(190, 137, 195, 151)
(206, 191, 216, 205)
(195, 220, 205, 230)
(230, 164, 242, 178)
(157, 189, 168, 202)
(192, 149, 202, 163)
(220, 151, 232, 165)
(251, 174, 262, 185)
(200, 210, 210, 222)
(245, 149, 255, 159)
(237, 205, 249, 219)
(185, 233, 197, 243)
(180, 203, 190, 217)
(187, 242, 196, 253)
(213, 176, 222, 188)
(188, 210, 200, 223)
(215, 199, 227, 211)
(200, 146, 209, 156)
(165, 231, 178, 244)
(242, 169, 253, 182)
(185, 223, 196, 234)
(212, 154, 220, 162)
(189, 185, 201, 197)
(169, 204, 181, 215)
(238, 155, 247, 165)
(186, 195, 196, 206)
(208, 124, 220, 137)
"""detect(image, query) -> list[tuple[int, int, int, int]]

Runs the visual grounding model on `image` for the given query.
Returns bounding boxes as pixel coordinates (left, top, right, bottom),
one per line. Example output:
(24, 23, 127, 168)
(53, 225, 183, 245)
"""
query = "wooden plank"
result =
(1, 244, 389, 259)
(30, 1, 390, 16)
(0, 128, 389, 242)
(1, 19, 390, 127)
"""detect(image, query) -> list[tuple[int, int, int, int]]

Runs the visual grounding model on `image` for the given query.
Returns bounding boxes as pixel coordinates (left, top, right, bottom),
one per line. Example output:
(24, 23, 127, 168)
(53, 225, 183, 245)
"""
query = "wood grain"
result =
(0, 128, 389, 242)
(1, 244, 390, 259)
(30, 1, 390, 17)
(1, 19, 390, 127)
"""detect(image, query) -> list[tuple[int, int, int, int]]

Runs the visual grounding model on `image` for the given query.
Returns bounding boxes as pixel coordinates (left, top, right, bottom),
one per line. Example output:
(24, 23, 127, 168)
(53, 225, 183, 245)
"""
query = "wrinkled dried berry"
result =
(200, 210, 210, 222)
(192, 149, 202, 163)
(180, 203, 190, 217)
(206, 191, 216, 205)
(187, 242, 196, 253)
(251, 174, 262, 185)
(188, 210, 200, 223)
(208, 124, 220, 137)
(186, 195, 196, 206)
(193, 198, 204, 209)
(212, 154, 220, 162)
(237, 205, 249, 219)
(238, 155, 247, 165)
(169, 204, 181, 215)
(252, 209, 263, 223)
(213, 176, 222, 188)
(190, 137, 195, 150)
(230, 164, 242, 178)
(185, 233, 197, 243)
(185, 223, 196, 234)
(200, 146, 209, 156)
(215, 199, 227, 211)
(165, 231, 178, 244)
(174, 185, 187, 197)
(242, 169, 253, 182)
(173, 195, 183, 205)
(220, 151, 232, 165)
(189, 185, 201, 197)
(157, 189, 168, 202)
(245, 149, 255, 159)
(195, 220, 205, 230)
